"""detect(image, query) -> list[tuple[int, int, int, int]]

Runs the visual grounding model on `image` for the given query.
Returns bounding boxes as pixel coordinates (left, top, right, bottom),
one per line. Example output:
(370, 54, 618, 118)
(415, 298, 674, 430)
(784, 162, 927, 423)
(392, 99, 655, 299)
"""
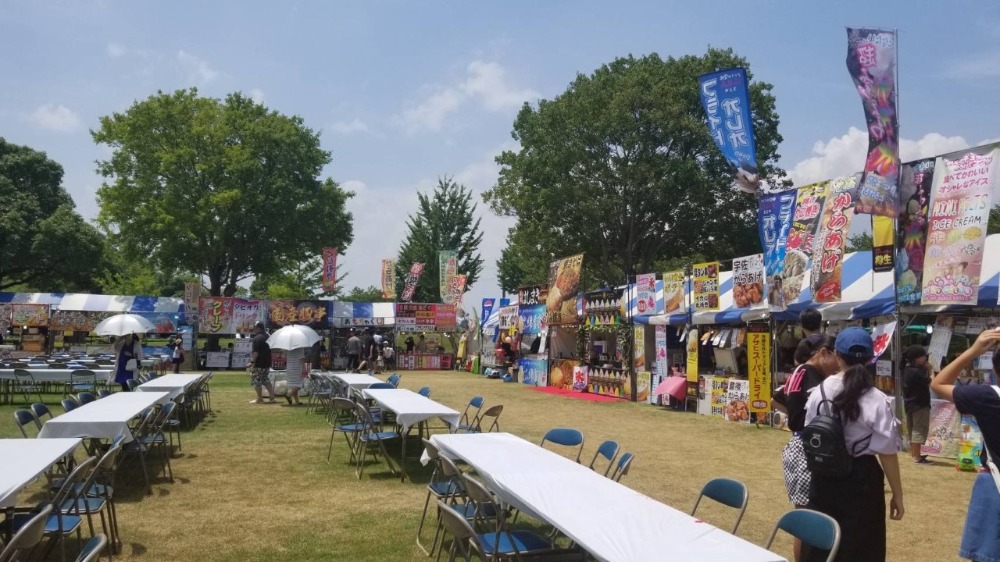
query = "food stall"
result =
(394, 303, 458, 370)
(515, 284, 548, 385)
(330, 302, 393, 369)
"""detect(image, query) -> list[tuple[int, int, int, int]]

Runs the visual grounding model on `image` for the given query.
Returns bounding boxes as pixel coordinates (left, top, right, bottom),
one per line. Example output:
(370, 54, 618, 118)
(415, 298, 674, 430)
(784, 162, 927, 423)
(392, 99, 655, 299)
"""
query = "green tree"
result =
(989, 204, 1000, 235)
(846, 232, 873, 253)
(93, 88, 354, 297)
(396, 177, 484, 302)
(342, 285, 391, 302)
(484, 49, 786, 289)
(0, 138, 107, 292)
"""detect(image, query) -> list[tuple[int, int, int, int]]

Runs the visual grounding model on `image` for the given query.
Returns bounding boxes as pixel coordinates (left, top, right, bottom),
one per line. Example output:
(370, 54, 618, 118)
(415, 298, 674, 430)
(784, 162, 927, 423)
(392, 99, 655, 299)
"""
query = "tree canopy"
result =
(484, 49, 787, 288)
(0, 138, 106, 292)
(341, 285, 392, 302)
(93, 88, 354, 297)
(248, 257, 346, 300)
(396, 177, 484, 302)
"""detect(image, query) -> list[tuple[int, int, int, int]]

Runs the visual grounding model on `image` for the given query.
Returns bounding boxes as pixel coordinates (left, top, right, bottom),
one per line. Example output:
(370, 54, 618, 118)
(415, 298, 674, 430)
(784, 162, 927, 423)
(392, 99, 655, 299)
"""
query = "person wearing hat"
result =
(246, 322, 277, 404)
(930, 327, 1000, 562)
(802, 327, 904, 562)
(170, 336, 185, 374)
(901, 344, 932, 464)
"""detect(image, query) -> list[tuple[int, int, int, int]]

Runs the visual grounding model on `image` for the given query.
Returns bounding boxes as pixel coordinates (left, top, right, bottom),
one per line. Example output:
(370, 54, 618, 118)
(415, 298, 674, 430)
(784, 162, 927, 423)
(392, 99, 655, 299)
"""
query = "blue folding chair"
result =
(458, 396, 484, 431)
(587, 439, 620, 476)
(690, 478, 749, 533)
(540, 428, 585, 462)
(611, 452, 634, 482)
(14, 409, 38, 438)
(766, 509, 841, 562)
(418, 386, 431, 397)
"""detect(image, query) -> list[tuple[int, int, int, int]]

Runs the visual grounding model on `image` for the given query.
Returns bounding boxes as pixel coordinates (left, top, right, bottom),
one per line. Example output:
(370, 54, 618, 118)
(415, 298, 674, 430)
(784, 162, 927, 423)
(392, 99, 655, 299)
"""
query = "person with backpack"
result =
(801, 327, 903, 562)
(929, 327, 1000, 561)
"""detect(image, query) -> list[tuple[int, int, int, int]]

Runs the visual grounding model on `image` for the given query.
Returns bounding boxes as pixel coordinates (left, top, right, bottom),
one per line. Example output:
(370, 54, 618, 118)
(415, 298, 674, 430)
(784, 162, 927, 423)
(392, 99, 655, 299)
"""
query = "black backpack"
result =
(801, 383, 854, 478)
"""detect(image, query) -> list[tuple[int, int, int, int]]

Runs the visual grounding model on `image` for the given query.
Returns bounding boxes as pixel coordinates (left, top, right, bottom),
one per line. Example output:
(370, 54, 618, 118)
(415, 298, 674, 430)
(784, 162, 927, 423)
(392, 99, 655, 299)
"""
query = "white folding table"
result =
(426, 432, 786, 562)
(325, 372, 383, 393)
(363, 388, 460, 481)
(38, 391, 170, 442)
(138, 374, 204, 400)
(0, 438, 81, 508)
(0, 368, 114, 405)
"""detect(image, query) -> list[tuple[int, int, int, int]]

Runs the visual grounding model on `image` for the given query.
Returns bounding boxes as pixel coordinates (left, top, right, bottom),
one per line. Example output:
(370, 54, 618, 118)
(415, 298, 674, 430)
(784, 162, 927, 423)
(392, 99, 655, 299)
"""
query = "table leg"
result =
(400, 425, 408, 482)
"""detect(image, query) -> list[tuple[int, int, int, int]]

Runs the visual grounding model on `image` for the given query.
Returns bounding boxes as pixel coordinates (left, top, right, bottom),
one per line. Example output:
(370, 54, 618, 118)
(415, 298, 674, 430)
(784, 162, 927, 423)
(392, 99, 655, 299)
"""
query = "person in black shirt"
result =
(360, 329, 376, 375)
(247, 322, 276, 404)
(405, 335, 415, 353)
(901, 345, 932, 464)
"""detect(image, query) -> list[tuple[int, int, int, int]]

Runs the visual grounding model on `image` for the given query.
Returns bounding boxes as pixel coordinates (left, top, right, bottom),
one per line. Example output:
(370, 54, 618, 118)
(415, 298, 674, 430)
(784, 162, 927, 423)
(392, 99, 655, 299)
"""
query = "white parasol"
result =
(94, 314, 157, 337)
(266, 324, 322, 351)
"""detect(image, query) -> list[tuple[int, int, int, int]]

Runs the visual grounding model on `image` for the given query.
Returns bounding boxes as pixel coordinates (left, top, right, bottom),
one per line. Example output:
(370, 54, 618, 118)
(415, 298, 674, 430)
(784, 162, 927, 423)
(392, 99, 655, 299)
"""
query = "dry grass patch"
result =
(1, 370, 976, 561)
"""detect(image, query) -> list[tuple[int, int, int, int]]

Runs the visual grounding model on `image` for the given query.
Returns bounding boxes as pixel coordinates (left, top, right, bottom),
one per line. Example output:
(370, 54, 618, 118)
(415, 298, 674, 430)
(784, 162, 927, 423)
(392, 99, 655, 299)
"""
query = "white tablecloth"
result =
(138, 374, 204, 400)
(0, 438, 81, 507)
(0, 368, 114, 383)
(324, 372, 383, 391)
(426, 433, 785, 562)
(363, 388, 460, 432)
(38, 391, 170, 442)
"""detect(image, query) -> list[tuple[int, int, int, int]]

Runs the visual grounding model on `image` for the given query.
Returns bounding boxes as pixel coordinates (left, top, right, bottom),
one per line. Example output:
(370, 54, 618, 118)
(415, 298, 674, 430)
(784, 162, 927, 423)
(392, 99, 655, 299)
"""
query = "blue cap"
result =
(835, 327, 873, 359)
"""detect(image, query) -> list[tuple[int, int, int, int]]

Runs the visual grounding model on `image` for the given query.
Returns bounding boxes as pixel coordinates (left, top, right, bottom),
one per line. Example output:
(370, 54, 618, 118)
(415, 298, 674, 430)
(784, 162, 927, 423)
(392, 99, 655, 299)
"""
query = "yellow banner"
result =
(685, 327, 699, 383)
(381, 259, 396, 299)
(747, 324, 772, 416)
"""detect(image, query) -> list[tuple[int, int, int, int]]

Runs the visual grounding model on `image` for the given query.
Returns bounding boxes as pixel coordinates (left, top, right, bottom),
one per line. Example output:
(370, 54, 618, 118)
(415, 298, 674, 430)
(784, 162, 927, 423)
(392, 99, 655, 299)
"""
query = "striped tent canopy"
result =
(0, 292, 184, 312)
(330, 302, 395, 327)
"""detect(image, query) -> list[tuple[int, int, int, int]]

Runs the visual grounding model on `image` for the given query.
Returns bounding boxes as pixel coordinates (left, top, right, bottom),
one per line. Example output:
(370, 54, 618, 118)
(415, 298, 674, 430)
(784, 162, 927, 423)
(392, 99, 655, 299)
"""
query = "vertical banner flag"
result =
(686, 327, 700, 383)
(439, 250, 458, 304)
(870, 320, 897, 364)
(782, 181, 830, 308)
(481, 298, 495, 325)
(811, 176, 859, 303)
(381, 259, 396, 299)
(692, 262, 720, 311)
(183, 282, 201, 323)
(847, 28, 899, 272)
(699, 68, 761, 193)
(450, 274, 468, 306)
(759, 189, 798, 310)
(662, 270, 685, 315)
(400, 262, 425, 302)
(896, 158, 936, 305)
(732, 254, 765, 309)
(747, 323, 771, 417)
(635, 273, 656, 316)
(546, 253, 585, 325)
(321, 247, 338, 293)
(920, 146, 998, 306)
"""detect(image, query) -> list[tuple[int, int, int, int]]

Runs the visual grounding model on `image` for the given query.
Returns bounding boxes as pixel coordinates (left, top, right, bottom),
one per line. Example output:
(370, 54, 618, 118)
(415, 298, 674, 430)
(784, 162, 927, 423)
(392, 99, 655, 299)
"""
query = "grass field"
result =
(2, 370, 976, 561)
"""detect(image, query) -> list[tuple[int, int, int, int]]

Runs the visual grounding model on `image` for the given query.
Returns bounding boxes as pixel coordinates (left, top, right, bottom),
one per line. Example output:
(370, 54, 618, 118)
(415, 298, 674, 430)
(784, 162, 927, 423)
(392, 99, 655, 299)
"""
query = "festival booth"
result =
(479, 302, 504, 370)
(514, 285, 548, 386)
(625, 279, 666, 404)
(394, 303, 458, 370)
(329, 302, 394, 369)
(268, 299, 334, 369)
(573, 288, 631, 399)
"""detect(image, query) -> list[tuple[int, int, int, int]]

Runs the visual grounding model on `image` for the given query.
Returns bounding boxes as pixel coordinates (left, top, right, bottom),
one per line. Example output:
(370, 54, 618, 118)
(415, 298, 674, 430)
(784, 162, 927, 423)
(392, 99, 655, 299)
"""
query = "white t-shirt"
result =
(285, 348, 305, 386)
(804, 373, 901, 456)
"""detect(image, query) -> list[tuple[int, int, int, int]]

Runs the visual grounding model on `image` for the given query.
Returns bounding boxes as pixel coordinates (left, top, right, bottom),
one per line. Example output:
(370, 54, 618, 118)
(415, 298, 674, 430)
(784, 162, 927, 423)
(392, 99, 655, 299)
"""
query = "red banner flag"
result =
(322, 247, 338, 293)
(401, 262, 425, 302)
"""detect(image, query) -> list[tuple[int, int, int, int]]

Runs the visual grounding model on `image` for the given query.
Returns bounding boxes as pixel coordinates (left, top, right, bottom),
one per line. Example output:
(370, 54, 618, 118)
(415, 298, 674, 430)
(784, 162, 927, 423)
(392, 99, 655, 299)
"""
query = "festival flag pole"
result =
(890, 27, 905, 416)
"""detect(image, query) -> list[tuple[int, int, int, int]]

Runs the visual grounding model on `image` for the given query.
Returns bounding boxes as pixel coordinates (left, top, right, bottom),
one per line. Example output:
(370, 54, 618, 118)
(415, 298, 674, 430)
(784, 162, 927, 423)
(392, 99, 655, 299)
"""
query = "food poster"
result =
(920, 147, 999, 306)
(896, 158, 936, 305)
(584, 288, 623, 326)
(662, 270, 686, 315)
(732, 254, 765, 309)
(654, 325, 668, 378)
(921, 399, 961, 458)
(759, 189, 798, 311)
(547, 358, 581, 391)
(692, 262, 720, 311)
(518, 304, 546, 335)
(810, 175, 859, 303)
(518, 357, 548, 386)
(710, 377, 729, 417)
(633, 326, 645, 370)
(869, 320, 896, 363)
(546, 253, 584, 325)
(232, 299, 265, 335)
(724, 379, 751, 423)
(268, 300, 330, 329)
(635, 273, 656, 316)
(199, 297, 234, 334)
(232, 338, 252, 367)
(927, 317, 954, 371)
(782, 180, 830, 308)
(958, 414, 984, 471)
(746, 324, 771, 417)
(517, 284, 548, 307)
(635, 371, 651, 402)
(11, 304, 49, 327)
(685, 328, 699, 383)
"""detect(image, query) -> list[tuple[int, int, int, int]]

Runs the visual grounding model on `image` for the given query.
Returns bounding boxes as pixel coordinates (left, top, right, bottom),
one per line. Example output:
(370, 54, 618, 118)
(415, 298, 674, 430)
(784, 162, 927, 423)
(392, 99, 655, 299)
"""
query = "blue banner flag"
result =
(481, 298, 495, 324)
(699, 68, 761, 193)
(758, 189, 798, 308)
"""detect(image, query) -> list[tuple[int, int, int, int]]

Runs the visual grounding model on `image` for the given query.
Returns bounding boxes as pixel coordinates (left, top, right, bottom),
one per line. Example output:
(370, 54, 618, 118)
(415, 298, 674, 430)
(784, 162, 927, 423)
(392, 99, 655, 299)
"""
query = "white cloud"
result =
(27, 104, 82, 132)
(106, 42, 127, 58)
(177, 50, 218, 85)
(249, 88, 265, 104)
(400, 60, 536, 132)
(947, 51, 1000, 79)
(331, 118, 370, 135)
(787, 127, 972, 185)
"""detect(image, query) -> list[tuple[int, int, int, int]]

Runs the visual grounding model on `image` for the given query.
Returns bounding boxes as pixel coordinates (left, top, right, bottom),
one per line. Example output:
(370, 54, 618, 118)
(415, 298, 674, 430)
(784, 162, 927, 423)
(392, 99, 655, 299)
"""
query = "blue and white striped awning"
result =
(0, 292, 184, 313)
(0, 292, 65, 305)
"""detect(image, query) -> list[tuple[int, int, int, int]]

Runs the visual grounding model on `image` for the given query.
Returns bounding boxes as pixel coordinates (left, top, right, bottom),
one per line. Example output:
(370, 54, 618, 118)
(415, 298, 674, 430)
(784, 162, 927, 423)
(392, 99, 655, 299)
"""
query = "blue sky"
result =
(3, 1, 999, 311)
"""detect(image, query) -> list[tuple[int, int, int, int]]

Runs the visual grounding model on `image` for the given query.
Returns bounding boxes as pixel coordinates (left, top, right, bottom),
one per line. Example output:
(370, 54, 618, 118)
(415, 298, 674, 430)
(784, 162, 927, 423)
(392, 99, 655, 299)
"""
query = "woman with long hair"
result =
(930, 327, 1000, 561)
(802, 327, 904, 562)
